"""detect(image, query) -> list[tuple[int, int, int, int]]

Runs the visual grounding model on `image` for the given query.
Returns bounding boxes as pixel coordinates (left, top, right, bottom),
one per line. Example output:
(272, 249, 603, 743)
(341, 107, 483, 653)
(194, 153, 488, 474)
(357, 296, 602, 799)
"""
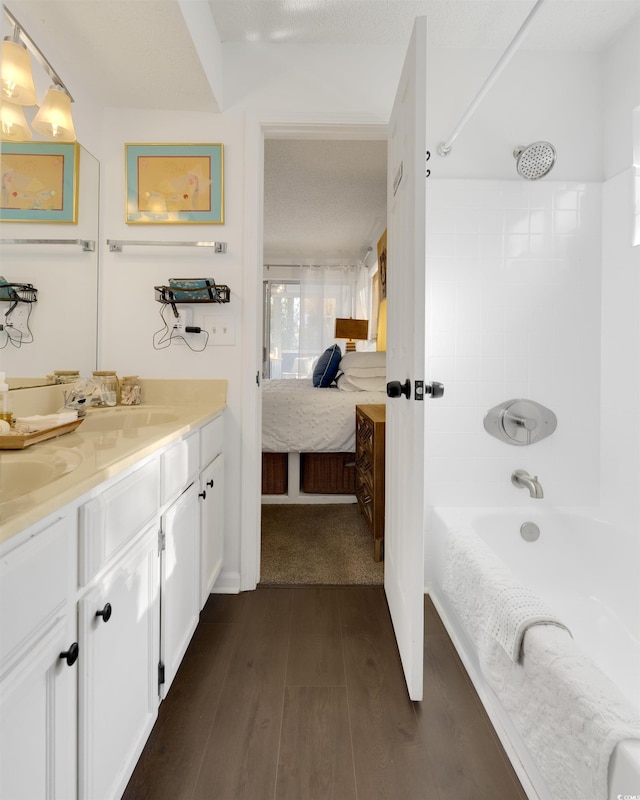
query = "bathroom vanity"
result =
(0, 379, 226, 800)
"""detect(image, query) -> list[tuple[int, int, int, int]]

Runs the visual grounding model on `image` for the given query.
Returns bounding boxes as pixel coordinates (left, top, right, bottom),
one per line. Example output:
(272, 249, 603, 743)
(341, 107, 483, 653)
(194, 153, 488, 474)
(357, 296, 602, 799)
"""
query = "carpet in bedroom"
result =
(260, 503, 384, 585)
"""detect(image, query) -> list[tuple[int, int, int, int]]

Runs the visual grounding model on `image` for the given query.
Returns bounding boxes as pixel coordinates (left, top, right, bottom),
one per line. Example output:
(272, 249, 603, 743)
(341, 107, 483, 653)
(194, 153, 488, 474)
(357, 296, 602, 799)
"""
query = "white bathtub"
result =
(427, 506, 640, 800)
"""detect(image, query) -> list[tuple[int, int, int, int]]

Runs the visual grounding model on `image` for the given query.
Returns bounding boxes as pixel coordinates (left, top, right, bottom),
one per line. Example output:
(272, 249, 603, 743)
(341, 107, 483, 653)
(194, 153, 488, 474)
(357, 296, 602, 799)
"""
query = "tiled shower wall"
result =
(424, 179, 602, 508)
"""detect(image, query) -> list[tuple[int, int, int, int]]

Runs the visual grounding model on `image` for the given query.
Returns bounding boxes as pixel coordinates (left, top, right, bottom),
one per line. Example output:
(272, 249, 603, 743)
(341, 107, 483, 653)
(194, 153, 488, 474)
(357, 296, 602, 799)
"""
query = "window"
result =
(263, 281, 305, 379)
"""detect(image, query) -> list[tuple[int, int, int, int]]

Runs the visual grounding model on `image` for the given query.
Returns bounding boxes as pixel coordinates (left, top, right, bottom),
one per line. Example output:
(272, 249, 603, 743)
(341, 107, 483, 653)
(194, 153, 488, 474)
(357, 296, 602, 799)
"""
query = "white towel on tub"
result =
(482, 625, 640, 800)
(442, 527, 570, 662)
(486, 585, 571, 663)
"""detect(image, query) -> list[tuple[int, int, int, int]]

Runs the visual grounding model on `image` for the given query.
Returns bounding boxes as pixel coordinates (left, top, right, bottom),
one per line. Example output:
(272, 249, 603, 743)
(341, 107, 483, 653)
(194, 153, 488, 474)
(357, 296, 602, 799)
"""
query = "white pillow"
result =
(339, 351, 386, 372)
(342, 365, 386, 379)
(337, 373, 387, 392)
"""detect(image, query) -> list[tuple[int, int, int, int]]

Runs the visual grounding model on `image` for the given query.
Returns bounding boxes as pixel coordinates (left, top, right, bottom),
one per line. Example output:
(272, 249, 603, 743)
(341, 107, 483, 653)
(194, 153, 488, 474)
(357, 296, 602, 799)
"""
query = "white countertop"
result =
(0, 379, 227, 545)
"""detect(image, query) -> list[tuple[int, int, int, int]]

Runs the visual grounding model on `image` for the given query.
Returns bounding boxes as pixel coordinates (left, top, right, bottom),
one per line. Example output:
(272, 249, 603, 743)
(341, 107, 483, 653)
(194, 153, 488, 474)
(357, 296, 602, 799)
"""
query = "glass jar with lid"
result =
(92, 370, 120, 406)
(120, 376, 142, 405)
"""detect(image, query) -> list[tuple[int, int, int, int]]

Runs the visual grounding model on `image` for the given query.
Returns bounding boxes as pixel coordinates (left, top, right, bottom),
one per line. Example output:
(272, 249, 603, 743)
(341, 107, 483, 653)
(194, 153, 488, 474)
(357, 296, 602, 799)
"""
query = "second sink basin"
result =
(81, 406, 180, 433)
(0, 447, 83, 504)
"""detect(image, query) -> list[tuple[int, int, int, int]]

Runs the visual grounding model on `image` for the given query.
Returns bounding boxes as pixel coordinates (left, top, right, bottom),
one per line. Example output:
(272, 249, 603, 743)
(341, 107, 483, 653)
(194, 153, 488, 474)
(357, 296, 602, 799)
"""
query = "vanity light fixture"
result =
(0, 98, 31, 140)
(0, 6, 76, 142)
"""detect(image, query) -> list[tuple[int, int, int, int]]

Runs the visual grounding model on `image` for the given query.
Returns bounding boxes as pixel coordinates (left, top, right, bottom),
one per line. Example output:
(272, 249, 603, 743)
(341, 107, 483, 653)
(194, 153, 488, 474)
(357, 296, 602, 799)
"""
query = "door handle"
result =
(386, 379, 411, 399)
(425, 381, 444, 399)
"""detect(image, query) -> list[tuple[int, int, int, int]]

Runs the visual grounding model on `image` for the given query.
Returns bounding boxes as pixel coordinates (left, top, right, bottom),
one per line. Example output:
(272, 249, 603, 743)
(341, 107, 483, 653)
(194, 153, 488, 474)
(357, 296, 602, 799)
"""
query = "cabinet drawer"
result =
(200, 415, 224, 468)
(79, 459, 160, 585)
(161, 431, 199, 504)
(0, 515, 75, 669)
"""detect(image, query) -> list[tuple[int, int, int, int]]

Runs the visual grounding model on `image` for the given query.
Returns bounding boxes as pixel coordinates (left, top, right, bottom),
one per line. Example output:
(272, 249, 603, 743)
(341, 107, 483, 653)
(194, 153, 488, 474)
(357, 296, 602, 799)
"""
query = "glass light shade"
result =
(32, 85, 76, 141)
(1, 39, 38, 106)
(0, 99, 32, 140)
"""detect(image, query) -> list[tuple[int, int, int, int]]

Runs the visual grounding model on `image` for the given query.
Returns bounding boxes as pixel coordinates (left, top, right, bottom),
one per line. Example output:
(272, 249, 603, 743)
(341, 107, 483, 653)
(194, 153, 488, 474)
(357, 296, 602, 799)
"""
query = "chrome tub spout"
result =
(511, 469, 544, 499)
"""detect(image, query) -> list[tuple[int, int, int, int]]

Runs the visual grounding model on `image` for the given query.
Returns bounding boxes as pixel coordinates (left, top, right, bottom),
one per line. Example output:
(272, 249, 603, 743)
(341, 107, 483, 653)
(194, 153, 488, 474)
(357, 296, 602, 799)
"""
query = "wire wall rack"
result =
(0, 283, 38, 304)
(154, 283, 230, 308)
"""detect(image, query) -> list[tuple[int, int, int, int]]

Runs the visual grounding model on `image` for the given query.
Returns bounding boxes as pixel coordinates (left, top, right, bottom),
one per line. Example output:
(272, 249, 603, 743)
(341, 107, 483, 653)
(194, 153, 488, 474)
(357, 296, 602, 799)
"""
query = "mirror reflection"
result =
(0, 145, 99, 388)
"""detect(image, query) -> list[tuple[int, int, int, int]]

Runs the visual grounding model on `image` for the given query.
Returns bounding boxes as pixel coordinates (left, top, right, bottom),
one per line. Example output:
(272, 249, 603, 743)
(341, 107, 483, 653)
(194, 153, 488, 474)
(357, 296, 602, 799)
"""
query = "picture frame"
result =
(0, 141, 79, 223)
(125, 143, 224, 224)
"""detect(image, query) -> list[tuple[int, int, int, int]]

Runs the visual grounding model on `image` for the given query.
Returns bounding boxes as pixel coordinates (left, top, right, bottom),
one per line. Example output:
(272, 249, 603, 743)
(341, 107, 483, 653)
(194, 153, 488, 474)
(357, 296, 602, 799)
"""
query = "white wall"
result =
(426, 48, 603, 180)
(599, 18, 640, 530)
(425, 179, 602, 507)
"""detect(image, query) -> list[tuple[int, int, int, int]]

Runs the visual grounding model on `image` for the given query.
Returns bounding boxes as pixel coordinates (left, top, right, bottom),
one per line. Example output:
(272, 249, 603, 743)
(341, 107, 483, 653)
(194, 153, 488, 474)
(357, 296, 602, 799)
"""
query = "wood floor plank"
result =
(339, 587, 438, 800)
(191, 588, 293, 800)
(275, 686, 356, 800)
(122, 621, 237, 800)
(286, 587, 345, 687)
(419, 630, 528, 799)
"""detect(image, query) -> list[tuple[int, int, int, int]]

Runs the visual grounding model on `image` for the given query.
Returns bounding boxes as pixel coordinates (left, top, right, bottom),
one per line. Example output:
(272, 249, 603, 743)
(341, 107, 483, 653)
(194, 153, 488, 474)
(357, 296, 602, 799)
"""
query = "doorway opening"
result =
(259, 133, 387, 586)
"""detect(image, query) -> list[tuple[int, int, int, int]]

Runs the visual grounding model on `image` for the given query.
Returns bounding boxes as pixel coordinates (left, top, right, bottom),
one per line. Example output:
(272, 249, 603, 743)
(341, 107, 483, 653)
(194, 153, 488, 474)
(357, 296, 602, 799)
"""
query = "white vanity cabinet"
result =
(0, 406, 226, 800)
(199, 415, 225, 607)
(78, 458, 162, 800)
(0, 514, 78, 800)
(78, 523, 160, 800)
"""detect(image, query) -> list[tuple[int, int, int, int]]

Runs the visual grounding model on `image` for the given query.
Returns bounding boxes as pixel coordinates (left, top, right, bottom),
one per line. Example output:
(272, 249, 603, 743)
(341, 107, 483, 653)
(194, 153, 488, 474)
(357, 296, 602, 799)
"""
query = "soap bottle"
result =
(0, 372, 12, 424)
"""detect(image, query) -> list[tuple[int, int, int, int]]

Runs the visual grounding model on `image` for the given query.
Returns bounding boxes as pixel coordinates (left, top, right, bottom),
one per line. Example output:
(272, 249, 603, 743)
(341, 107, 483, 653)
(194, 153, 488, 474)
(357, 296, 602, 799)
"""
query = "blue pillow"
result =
(312, 344, 342, 387)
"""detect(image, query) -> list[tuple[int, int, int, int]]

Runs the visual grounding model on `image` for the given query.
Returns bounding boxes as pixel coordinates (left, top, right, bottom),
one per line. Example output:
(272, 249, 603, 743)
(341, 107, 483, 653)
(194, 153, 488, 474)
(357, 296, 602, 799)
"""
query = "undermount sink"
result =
(80, 406, 180, 433)
(0, 447, 83, 504)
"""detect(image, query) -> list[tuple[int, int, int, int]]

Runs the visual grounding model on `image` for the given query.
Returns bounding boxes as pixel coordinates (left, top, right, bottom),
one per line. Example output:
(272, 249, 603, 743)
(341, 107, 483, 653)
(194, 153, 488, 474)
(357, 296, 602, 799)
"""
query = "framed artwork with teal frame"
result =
(0, 142, 79, 223)
(125, 143, 224, 224)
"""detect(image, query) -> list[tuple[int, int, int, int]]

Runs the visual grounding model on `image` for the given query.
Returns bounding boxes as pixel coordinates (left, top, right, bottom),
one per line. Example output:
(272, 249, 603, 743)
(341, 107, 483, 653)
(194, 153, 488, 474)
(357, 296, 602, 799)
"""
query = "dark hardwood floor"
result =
(123, 588, 528, 800)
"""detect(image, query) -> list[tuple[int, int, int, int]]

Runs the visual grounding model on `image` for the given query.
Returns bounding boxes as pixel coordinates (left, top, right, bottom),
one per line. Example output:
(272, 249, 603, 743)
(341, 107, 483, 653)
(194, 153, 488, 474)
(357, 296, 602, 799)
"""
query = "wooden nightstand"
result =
(355, 404, 386, 561)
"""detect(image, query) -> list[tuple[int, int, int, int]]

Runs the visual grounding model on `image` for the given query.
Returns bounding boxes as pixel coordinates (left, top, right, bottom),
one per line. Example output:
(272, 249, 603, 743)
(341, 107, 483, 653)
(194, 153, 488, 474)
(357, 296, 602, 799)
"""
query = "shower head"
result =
(513, 141, 556, 180)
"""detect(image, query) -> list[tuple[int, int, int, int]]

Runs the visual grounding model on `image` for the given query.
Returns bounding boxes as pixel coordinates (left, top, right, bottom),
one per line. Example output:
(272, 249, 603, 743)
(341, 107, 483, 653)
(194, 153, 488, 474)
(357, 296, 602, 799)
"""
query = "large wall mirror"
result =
(0, 145, 99, 388)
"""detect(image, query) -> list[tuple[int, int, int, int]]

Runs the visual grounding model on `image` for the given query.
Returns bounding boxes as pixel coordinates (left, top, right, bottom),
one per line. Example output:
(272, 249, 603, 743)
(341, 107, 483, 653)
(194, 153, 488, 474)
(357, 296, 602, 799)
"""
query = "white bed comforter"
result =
(262, 379, 387, 452)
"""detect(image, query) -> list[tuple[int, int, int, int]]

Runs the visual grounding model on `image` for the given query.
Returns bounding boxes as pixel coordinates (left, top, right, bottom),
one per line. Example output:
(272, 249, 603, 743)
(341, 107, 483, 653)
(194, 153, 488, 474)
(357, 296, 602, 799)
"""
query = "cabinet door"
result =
(200, 454, 224, 607)
(79, 524, 160, 800)
(0, 614, 77, 800)
(161, 481, 200, 697)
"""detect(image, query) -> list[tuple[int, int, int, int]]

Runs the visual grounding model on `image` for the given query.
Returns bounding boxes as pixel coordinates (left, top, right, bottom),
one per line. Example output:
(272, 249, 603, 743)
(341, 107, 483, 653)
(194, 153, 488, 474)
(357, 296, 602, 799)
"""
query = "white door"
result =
(384, 16, 429, 701)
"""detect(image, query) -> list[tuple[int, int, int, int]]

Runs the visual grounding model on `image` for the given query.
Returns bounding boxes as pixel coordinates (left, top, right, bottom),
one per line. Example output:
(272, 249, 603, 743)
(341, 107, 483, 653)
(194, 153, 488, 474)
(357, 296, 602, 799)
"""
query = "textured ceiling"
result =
(209, 0, 640, 50)
(263, 139, 387, 263)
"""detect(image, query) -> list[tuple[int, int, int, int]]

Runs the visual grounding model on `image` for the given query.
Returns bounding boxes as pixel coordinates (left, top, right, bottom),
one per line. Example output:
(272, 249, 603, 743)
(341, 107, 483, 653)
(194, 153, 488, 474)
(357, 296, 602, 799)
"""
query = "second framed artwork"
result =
(125, 143, 224, 224)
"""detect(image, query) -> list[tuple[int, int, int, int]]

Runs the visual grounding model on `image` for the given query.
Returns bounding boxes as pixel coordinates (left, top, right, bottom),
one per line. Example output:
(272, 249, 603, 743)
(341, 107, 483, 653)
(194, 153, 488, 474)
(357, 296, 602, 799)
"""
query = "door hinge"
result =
(158, 661, 165, 688)
(158, 528, 166, 553)
(414, 380, 424, 401)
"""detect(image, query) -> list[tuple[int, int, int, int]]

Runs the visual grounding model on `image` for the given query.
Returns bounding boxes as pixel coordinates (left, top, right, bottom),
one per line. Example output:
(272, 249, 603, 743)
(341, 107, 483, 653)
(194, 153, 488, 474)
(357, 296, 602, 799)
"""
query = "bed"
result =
(261, 350, 387, 501)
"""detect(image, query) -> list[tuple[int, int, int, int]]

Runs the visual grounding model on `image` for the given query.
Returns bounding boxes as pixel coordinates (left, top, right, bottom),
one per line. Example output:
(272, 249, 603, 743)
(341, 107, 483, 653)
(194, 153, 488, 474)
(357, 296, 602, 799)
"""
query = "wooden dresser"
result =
(355, 404, 386, 562)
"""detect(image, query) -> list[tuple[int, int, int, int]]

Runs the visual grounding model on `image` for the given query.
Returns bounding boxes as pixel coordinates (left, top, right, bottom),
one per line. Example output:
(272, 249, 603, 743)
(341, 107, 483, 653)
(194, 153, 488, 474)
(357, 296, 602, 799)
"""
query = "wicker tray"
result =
(0, 418, 84, 450)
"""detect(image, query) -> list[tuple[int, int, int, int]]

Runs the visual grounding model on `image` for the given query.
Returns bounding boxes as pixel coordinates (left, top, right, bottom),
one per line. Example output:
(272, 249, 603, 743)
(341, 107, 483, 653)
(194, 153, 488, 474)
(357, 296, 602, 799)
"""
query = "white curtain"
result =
(298, 265, 368, 372)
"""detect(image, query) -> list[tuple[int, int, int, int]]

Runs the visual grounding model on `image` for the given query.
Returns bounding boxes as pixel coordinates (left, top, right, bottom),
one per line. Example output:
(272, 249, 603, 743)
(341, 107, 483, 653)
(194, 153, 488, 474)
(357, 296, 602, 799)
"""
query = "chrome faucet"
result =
(511, 469, 544, 499)
(62, 388, 87, 417)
